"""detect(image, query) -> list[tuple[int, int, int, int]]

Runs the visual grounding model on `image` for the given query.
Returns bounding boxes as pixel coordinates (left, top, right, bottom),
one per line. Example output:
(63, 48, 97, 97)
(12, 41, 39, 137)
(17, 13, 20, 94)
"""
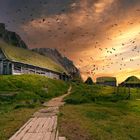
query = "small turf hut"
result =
(119, 76, 140, 88)
(85, 77, 94, 85)
(0, 40, 69, 81)
(96, 77, 117, 87)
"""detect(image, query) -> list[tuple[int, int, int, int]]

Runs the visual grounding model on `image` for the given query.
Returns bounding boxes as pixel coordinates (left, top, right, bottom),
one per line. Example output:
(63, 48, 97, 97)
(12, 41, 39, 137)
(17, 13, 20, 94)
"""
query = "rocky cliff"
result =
(32, 48, 81, 79)
(0, 23, 28, 49)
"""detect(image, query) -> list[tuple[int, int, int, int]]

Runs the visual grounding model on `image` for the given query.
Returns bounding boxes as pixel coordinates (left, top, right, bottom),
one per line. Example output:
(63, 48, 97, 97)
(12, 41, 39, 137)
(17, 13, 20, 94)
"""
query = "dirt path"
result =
(9, 86, 71, 140)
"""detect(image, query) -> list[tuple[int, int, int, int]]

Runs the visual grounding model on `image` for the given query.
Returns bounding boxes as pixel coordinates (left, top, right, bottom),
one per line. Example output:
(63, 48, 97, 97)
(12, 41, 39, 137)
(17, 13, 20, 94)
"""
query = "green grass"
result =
(0, 104, 38, 140)
(59, 101, 140, 140)
(0, 74, 69, 99)
(64, 83, 140, 104)
(0, 74, 69, 140)
(59, 83, 140, 140)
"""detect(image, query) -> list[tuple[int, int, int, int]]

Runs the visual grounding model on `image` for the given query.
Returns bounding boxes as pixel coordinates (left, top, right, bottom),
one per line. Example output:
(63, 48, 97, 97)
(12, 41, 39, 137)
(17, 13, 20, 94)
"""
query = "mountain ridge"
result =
(0, 23, 28, 49)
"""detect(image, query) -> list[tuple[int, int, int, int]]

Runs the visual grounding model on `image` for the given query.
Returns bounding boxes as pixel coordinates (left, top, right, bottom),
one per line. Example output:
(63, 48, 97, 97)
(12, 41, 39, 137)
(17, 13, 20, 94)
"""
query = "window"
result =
(14, 64, 21, 73)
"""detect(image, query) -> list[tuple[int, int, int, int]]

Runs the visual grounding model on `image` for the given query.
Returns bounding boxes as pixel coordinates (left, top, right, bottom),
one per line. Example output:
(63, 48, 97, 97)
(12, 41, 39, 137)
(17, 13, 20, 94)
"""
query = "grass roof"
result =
(0, 40, 67, 74)
(124, 76, 140, 84)
(96, 77, 116, 82)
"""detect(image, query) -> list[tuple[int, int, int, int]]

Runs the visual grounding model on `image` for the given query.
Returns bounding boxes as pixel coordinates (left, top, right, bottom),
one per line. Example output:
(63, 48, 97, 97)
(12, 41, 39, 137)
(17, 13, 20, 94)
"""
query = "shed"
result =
(96, 77, 117, 87)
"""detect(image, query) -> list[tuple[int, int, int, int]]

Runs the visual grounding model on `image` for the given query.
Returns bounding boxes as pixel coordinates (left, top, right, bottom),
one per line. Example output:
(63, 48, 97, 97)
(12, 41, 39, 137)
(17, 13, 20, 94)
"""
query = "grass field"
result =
(64, 83, 140, 104)
(0, 75, 69, 140)
(59, 83, 140, 140)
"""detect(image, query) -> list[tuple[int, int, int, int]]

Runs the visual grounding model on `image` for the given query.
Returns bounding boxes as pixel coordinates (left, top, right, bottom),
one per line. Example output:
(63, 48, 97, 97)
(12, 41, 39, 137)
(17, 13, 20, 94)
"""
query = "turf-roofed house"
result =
(96, 77, 117, 87)
(0, 40, 69, 80)
(119, 76, 140, 88)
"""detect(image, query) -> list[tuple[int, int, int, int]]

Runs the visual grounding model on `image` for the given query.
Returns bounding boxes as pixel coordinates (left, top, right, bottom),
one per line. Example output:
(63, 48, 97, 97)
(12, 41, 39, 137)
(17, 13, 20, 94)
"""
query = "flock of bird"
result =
(80, 35, 140, 75)
(81, 34, 140, 75)
(2, 0, 140, 76)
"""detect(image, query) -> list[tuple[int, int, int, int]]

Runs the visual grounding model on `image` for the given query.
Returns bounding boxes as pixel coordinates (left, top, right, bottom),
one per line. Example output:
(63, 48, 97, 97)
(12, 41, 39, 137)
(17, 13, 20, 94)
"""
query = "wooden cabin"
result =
(96, 77, 117, 87)
(0, 40, 69, 81)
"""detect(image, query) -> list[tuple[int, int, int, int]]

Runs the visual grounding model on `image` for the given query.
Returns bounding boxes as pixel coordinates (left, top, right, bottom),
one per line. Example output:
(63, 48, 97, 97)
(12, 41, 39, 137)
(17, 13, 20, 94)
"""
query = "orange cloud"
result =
(19, 0, 140, 82)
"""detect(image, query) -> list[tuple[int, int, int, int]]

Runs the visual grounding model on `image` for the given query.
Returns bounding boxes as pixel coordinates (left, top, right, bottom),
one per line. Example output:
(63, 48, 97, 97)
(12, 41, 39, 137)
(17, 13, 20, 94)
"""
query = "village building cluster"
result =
(96, 76, 140, 88)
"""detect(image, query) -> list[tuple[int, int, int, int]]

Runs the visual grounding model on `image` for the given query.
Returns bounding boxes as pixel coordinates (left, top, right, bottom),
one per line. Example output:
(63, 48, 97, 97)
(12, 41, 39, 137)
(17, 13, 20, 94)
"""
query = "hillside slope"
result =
(0, 75, 69, 140)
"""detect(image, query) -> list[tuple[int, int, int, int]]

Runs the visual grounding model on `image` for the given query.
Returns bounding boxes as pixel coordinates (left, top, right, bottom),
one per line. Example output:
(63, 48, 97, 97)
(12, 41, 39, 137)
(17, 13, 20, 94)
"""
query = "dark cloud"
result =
(0, 0, 79, 29)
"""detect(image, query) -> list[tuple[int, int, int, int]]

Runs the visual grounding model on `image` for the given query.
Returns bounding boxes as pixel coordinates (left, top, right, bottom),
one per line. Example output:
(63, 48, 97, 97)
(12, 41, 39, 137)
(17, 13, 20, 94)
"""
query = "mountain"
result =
(32, 48, 81, 79)
(0, 23, 28, 49)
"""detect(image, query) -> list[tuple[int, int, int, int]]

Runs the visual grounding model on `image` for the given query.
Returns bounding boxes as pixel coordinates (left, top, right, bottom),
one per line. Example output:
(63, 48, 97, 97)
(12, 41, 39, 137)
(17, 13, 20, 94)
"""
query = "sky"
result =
(0, 0, 140, 83)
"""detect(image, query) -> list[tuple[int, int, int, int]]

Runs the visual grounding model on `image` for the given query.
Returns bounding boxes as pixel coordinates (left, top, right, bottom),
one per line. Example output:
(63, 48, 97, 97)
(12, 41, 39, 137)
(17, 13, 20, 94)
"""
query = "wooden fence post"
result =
(117, 86, 119, 94)
(128, 87, 131, 99)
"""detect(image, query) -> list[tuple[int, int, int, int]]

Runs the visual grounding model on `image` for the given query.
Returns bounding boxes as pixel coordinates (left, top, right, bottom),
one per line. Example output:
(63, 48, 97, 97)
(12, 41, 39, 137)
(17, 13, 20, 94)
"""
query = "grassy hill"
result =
(59, 83, 140, 140)
(0, 75, 69, 140)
